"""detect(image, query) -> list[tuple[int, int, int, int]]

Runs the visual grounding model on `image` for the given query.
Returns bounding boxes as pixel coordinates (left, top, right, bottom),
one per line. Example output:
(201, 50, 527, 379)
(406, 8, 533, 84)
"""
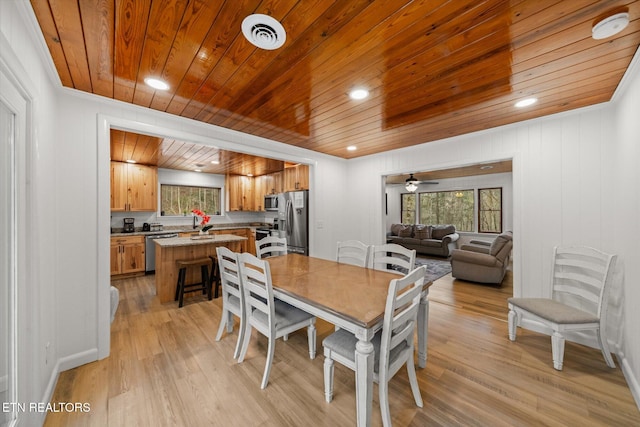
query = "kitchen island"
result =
(154, 234, 247, 303)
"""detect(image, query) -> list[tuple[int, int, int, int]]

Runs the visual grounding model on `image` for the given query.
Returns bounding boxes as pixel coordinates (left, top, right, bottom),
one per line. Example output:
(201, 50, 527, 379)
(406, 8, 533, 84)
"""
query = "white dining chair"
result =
(508, 246, 617, 370)
(322, 266, 426, 426)
(237, 252, 316, 389)
(370, 243, 416, 275)
(336, 240, 370, 267)
(255, 235, 288, 259)
(214, 246, 245, 359)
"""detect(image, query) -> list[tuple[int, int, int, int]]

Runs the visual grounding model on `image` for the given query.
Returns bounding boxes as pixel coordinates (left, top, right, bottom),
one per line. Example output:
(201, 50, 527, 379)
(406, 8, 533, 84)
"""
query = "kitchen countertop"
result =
(153, 234, 247, 248)
(110, 223, 270, 237)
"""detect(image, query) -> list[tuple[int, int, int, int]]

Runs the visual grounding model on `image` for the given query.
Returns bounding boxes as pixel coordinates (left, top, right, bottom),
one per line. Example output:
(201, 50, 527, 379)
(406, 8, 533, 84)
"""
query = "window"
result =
(419, 190, 474, 231)
(478, 187, 502, 233)
(160, 184, 221, 216)
(401, 193, 416, 224)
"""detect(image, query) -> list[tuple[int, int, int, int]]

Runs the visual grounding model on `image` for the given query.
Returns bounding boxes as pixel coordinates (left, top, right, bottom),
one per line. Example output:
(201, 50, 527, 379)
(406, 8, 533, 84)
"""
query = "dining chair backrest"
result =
(379, 265, 426, 385)
(216, 246, 243, 308)
(370, 243, 416, 275)
(237, 252, 275, 330)
(215, 246, 246, 359)
(336, 240, 370, 268)
(255, 236, 288, 259)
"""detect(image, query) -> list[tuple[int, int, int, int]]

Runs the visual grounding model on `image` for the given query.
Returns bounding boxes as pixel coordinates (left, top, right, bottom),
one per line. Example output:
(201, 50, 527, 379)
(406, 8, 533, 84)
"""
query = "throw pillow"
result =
(414, 224, 431, 239)
(397, 225, 413, 237)
(431, 225, 455, 240)
(390, 223, 403, 236)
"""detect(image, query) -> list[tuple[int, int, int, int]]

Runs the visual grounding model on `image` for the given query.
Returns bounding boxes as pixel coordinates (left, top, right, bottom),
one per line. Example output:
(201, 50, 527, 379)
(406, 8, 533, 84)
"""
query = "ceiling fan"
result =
(389, 173, 439, 192)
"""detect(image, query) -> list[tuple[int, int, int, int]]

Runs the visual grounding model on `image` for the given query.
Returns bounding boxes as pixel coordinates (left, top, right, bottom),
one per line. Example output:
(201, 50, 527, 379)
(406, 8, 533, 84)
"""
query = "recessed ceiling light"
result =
(349, 88, 369, 100)
(347, 145, 357, 151)
(515, 98, 537, 108)
(592, 13, 629, 40)
(211, 160, 220, 165)
(144, 77, 169, 90)
(194, 169, 202, 173)
(125, 159, 136, 164)
(247, 173, 254, 177)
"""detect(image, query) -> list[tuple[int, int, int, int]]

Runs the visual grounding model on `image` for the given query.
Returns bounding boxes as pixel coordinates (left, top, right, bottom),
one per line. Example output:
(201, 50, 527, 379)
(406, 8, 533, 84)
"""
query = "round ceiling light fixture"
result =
(592, 12, 630, 40)
(144, 77, 169, 90)
(242, 14, 286, 50)
(349, 88, 369, 100)
(515, 97, 537, 108)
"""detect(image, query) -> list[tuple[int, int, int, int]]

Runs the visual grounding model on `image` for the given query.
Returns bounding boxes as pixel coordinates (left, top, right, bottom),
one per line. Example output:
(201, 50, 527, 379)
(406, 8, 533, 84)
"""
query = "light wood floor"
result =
(45, 265, 639, 426)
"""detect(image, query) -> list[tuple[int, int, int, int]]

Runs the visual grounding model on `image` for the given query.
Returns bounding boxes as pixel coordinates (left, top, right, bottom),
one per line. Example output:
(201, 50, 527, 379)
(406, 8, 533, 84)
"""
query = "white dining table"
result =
(267, 254, 432, 427)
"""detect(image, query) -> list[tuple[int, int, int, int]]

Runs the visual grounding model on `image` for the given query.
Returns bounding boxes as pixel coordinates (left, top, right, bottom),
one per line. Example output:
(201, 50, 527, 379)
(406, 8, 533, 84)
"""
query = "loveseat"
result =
(387, 224, 459, 257)
(450, 231, 513, 284)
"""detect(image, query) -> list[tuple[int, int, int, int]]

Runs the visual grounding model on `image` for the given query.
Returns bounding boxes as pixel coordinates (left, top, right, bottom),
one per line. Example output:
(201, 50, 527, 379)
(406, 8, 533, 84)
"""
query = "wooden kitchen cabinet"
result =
(264, 171, 283, 195)
(110, 161, 157, 212)
(111, 235, 145, 277)
(226, 174, 255, 211)
(283, 164, 309, 191)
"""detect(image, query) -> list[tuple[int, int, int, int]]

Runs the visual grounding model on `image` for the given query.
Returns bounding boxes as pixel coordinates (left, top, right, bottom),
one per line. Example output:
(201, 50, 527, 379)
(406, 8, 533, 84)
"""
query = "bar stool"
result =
(209, 255, 221, 298)
(174, 257, 213, 307)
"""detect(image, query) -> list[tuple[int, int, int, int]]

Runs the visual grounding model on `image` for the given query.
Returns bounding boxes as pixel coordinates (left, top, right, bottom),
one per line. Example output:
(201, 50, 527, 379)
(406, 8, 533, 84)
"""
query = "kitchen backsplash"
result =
(110, 211, 278, 229)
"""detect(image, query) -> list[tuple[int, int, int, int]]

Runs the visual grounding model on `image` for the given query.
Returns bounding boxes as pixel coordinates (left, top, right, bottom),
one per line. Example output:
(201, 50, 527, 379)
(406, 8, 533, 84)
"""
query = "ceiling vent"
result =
(242, 14, 286, 50)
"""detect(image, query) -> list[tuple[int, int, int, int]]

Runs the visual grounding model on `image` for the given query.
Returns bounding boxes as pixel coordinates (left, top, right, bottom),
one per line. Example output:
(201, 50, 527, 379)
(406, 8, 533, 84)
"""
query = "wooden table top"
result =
(267, 254, 431, 329)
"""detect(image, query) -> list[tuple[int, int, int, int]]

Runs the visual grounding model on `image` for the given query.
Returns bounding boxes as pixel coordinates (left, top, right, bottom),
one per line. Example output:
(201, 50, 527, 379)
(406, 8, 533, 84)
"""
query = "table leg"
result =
(417, 291, 429, 368)
(355, 338, 374, 427)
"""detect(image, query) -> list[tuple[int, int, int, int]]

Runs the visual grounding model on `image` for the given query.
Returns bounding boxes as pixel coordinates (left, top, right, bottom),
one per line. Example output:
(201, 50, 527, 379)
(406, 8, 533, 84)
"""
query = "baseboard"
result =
(617, 350, 640, 411)
(58, 348, 99, 372)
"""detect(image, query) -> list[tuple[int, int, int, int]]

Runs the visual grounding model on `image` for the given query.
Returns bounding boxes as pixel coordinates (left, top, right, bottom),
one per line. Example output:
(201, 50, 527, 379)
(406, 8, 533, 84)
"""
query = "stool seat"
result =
(174, 257, 214, 307)
(176, 257, 212, 268)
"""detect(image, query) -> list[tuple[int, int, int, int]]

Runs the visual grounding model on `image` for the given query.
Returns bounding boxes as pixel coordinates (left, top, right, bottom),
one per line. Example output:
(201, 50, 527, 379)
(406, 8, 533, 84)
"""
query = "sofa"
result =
(387, 224, 459, 257)
(450, 231, 513, 284)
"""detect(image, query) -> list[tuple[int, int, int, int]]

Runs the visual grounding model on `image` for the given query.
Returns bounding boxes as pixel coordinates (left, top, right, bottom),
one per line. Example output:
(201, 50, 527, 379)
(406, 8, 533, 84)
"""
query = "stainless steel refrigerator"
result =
(277, 190, 309, 255)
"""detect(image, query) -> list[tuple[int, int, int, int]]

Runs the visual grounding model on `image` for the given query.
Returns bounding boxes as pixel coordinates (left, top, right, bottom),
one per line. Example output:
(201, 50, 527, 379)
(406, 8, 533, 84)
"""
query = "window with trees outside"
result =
(160, 184, 221, 216)
(401, 193, 416, 224)
(478, 187, 502, 233)
(419, 190, 474, 232)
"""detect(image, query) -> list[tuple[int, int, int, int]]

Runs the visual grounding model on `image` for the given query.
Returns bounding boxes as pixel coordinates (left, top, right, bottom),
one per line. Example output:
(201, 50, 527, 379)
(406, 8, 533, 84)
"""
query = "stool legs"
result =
(174, 259, 214, 308)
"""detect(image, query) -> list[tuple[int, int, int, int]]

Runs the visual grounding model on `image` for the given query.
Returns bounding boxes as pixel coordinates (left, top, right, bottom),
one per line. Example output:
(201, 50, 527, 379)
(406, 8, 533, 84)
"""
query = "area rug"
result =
(415, 257, 452, 283)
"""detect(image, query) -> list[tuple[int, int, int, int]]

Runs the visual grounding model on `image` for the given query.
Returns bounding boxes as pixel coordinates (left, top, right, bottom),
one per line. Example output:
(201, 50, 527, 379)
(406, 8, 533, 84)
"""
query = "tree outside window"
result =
(401, 193, 416, 224)
(160, 184, 221, 216)
(478, 187, 502, 233)
(419, 190, 474, 231)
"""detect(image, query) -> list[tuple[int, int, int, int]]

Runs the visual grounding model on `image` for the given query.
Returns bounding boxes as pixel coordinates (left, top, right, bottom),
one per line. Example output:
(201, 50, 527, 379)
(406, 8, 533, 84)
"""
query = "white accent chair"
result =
(255, 235, 288, 259)
(336, 240, 370, 267)
(237, 252, 316, 389)
(214, 247, 245, 359)
(508, 246, 617, 371)
(370, 243, 416, 275)
(322, 266, 426, 426)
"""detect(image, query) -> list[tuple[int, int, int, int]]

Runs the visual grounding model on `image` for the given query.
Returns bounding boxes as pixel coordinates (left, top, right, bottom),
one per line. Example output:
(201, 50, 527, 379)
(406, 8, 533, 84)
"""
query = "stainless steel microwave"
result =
(264, 194, 279, 211)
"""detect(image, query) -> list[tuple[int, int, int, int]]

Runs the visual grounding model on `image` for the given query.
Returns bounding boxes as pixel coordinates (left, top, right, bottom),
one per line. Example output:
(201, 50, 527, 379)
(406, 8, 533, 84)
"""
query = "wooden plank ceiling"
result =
(31, 0, 640, 160)
(109, 129, 285, 175)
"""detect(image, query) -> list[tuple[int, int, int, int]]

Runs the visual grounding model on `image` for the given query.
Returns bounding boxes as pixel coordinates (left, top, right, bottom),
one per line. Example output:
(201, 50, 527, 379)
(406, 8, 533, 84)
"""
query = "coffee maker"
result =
(123, 218, 135, 233)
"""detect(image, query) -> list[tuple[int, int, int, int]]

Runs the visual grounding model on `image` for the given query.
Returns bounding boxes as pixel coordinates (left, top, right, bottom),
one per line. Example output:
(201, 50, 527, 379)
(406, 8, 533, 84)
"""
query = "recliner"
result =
(451, 231, 513, 284)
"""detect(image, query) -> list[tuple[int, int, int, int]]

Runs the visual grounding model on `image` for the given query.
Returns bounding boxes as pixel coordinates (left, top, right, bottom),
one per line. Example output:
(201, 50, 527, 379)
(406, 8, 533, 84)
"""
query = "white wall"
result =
(0, 1, 60, 425)
(611, 50, 640, 405)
